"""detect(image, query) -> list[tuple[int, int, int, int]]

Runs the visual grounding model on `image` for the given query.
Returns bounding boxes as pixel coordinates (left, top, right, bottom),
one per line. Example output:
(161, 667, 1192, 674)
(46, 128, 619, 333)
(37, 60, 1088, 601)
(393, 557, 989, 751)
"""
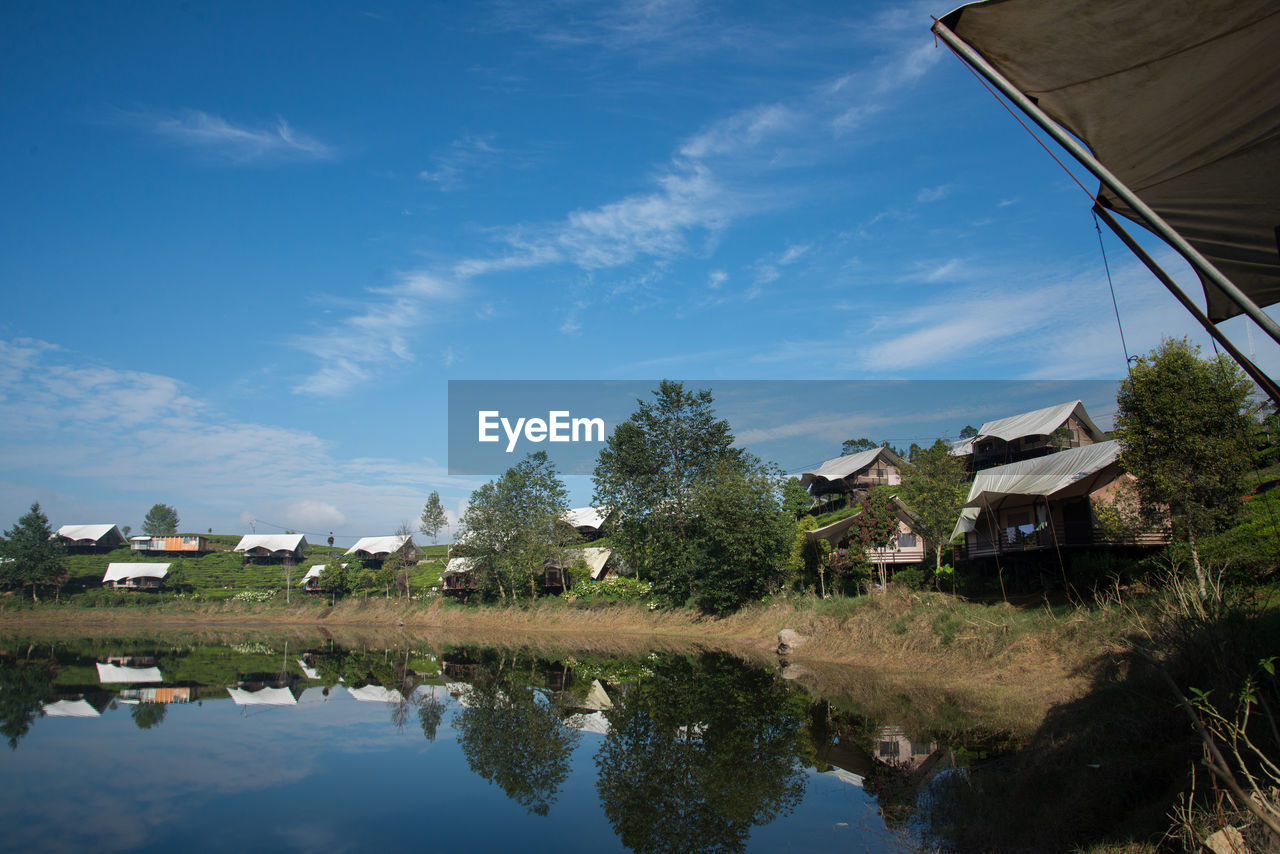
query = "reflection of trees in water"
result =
(418, 694, 445, 742)
(130, 702, 166, 729)
(595, 653, 809, 854)
(454, 651, 579, 816)
(0, 656, 57, 749)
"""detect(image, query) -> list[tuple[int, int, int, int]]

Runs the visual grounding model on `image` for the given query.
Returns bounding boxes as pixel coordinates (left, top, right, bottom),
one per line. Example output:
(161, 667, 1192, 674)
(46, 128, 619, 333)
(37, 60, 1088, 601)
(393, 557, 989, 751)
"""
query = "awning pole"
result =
(1093, 204, 1280, 408)
(932, 18, 1280, 348)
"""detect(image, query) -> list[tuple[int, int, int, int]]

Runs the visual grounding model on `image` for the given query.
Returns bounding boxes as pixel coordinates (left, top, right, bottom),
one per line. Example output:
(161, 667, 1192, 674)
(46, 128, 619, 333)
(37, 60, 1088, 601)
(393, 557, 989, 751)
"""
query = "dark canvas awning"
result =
(938, 0, 1280, 322)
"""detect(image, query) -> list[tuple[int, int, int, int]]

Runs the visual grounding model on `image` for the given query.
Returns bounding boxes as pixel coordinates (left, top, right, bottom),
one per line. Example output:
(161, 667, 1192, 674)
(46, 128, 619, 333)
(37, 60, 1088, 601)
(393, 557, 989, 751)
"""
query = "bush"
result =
(564, 575, 654, 605)
(890, 567, 928, 591)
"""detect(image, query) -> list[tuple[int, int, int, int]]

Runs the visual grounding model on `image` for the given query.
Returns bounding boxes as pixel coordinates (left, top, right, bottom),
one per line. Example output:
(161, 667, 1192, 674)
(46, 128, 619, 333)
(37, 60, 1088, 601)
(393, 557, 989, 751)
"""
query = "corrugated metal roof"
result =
(799, 447, 902, 489)
(976, 400, 1104, 443)
(964, 440, 1121, 507)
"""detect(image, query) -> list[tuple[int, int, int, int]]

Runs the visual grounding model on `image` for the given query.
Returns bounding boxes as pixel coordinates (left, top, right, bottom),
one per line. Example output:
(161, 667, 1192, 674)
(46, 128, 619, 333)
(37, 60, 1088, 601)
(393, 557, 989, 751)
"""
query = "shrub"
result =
(890, 567, 928, 591)
(564, 575, 654, 605)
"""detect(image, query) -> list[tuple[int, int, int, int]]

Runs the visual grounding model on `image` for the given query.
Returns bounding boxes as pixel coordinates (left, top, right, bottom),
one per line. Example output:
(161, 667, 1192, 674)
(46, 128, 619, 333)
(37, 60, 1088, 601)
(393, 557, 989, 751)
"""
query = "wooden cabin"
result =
(345, 535, 420, 565)
(130, 534, 209, 554)
(950, 400, 1107, 472)
(951, 441, 1169, 559)
(799, 447, 906, 508)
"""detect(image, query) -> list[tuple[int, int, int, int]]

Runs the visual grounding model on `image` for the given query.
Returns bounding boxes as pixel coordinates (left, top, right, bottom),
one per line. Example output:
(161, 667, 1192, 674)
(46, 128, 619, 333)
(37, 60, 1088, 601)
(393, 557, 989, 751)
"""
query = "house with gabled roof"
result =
(102, 563, 170, 590)
(55, 524, 126, 551)
(798, 446, 906, 504)
(345, 534, 420, 565)
(234, 533, 308, 561)
(951, 400, 1107, 471)
(804, 496, 927, 568)
(951, 440, 1168, 560)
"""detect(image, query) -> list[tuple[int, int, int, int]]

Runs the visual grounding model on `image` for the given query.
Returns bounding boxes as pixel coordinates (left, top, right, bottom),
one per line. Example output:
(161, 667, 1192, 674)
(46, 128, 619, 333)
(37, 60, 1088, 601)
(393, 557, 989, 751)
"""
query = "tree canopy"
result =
(419, 491, 447, 545)
(1, 502, 66, 602)
(1114, 337, 1257, 594)
(459, 451, 571, 601)
(142, 503, 179, 536)
(593, 381, 789, 612)
(897, 438, 970, 572)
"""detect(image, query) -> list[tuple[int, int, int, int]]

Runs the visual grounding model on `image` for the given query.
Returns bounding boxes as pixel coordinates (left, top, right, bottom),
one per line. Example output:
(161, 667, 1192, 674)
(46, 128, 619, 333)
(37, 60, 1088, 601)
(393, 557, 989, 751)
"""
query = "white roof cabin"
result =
(56, 524, 126, 548)
(953, 401, 1106, 469)
(345, 535, 419, 561)
(234, 533, 308, 559)
(96, 663, 163, 684)
(347, 685, 405, 704)
(564, 506, 607, 532)
(102, 563, 170, 584)
(226, 686, 299, 706)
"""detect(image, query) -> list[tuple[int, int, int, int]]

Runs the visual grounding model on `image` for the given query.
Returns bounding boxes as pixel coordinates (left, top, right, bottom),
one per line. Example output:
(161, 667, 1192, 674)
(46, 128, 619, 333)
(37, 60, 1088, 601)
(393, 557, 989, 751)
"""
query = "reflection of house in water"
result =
(874, 726, 937, 771)
(42, 693, 113, 718)
(96, 661, 164, 684)
(347, 684, 406, 704)
(227, 672, 303, 706)
(562, 680, 614, 735)
(118, 687, 192, 704)
(226, 685, 303, 706)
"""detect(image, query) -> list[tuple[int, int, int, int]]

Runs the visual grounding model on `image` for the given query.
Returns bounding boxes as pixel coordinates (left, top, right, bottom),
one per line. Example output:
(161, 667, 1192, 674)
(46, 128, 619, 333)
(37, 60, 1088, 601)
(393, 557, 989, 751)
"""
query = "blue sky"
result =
(2, 0, 1275, 544)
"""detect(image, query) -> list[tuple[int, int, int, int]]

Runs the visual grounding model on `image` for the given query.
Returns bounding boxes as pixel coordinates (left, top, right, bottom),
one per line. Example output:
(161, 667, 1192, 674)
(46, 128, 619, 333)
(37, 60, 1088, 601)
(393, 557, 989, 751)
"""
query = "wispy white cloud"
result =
(124, 109, 334, 162)
(420, 135, 516, 190)
(917, 184, 952, 203)
(0, 339, 480, 537)
(291, 272, 463, 396)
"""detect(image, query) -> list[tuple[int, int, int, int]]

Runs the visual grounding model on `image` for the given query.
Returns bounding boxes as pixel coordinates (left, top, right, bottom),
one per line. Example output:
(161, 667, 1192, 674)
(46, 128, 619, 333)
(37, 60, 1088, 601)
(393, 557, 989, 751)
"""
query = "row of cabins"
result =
(794, 400, 1169, 573)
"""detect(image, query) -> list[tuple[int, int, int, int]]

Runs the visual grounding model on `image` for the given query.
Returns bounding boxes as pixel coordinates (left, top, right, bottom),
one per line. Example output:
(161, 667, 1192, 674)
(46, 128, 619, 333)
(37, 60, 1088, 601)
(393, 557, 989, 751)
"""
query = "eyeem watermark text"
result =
(478, 410, 606, 453)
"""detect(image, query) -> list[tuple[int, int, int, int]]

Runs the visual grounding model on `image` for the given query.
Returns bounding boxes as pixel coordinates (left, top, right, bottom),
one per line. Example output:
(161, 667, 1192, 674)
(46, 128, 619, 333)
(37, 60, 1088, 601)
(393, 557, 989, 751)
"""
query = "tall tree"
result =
(459, 451, 570, 601)
(1114, 338, 1256, 596)
(897, 438, 970, 574)
(780, 477, 812, 519)
(142, 503, 179, 535)
(850, 487, 901, 590)
(841, 437, 880, 455)
(684, 456, 793, 615)
(419, 491, 448, 545)
(593, 381, 738, 587)
(1, 502, 66, 603)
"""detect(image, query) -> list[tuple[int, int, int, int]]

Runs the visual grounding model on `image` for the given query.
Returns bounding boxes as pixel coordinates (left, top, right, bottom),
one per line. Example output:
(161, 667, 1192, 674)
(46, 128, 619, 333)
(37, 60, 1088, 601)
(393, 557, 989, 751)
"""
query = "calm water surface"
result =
(0, 637, 986, 853)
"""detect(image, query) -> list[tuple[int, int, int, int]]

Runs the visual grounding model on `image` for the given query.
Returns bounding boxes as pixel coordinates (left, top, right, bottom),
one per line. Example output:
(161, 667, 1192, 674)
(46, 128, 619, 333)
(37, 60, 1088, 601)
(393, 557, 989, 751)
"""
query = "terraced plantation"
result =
(58, 539, 451, 601)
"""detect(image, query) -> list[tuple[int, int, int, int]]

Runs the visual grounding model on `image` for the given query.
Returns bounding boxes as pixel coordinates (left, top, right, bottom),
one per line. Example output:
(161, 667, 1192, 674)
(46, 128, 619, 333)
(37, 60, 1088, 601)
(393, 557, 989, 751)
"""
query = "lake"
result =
(0, 633, 1005, 853)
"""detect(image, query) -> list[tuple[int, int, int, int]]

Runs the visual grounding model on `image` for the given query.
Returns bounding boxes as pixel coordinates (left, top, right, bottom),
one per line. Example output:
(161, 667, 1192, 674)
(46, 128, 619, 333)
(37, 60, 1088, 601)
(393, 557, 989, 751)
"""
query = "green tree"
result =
(318, 555, 352, 602)
(459, 451, 571, 601)
(419, 491, 448, 545)
(1, 502, 66, 603)
(592, 381, 740, 592)
(959, 425, 979, 439)
(841, 437, 880, 455)
(142, 503, 179, 536)
(1114, 338, 1256, 597)
(780, 477, 811, 519)
(683, 456, 792, 614)
(851, 487, 900, 590)
(897, 438, 970, 574)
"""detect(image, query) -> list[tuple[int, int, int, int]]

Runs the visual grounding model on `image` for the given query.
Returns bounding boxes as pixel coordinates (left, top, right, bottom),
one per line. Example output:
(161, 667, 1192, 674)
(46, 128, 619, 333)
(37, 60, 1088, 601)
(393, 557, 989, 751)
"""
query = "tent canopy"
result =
(962, 440, 1121, 508)
(939, 0, 1280, 322)
(799, 446, 903, 491)
(102, 563, 170, 583)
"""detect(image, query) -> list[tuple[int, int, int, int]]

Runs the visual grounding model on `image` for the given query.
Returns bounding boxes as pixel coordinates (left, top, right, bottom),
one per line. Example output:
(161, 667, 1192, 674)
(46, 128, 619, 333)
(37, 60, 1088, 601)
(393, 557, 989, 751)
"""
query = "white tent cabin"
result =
(563, 506, 609, 540)
(101, 563, 170, 591)
(96, 662, 163, 684)
(951, 400, 1107, 471)
(234, 533, 308, 562)
(933, 0, 1280, 405)
(951, 441, 1169, 560)
(345, 535, 420, 565)
(299, 563, 347, 591)
(55, 524, 126, 551)
(440, 557, 478, 594)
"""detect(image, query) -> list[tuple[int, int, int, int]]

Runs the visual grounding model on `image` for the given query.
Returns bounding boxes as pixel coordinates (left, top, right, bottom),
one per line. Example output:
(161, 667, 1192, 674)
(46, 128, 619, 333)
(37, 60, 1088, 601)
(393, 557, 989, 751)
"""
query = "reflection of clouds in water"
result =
(0, 693, 447, 853)
(276, 823, 361, 854)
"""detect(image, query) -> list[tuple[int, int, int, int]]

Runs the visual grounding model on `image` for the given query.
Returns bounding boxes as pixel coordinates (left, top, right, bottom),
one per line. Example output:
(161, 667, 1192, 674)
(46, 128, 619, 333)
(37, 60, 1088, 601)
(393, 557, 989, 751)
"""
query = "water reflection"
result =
(0, 635, 1004, 852)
